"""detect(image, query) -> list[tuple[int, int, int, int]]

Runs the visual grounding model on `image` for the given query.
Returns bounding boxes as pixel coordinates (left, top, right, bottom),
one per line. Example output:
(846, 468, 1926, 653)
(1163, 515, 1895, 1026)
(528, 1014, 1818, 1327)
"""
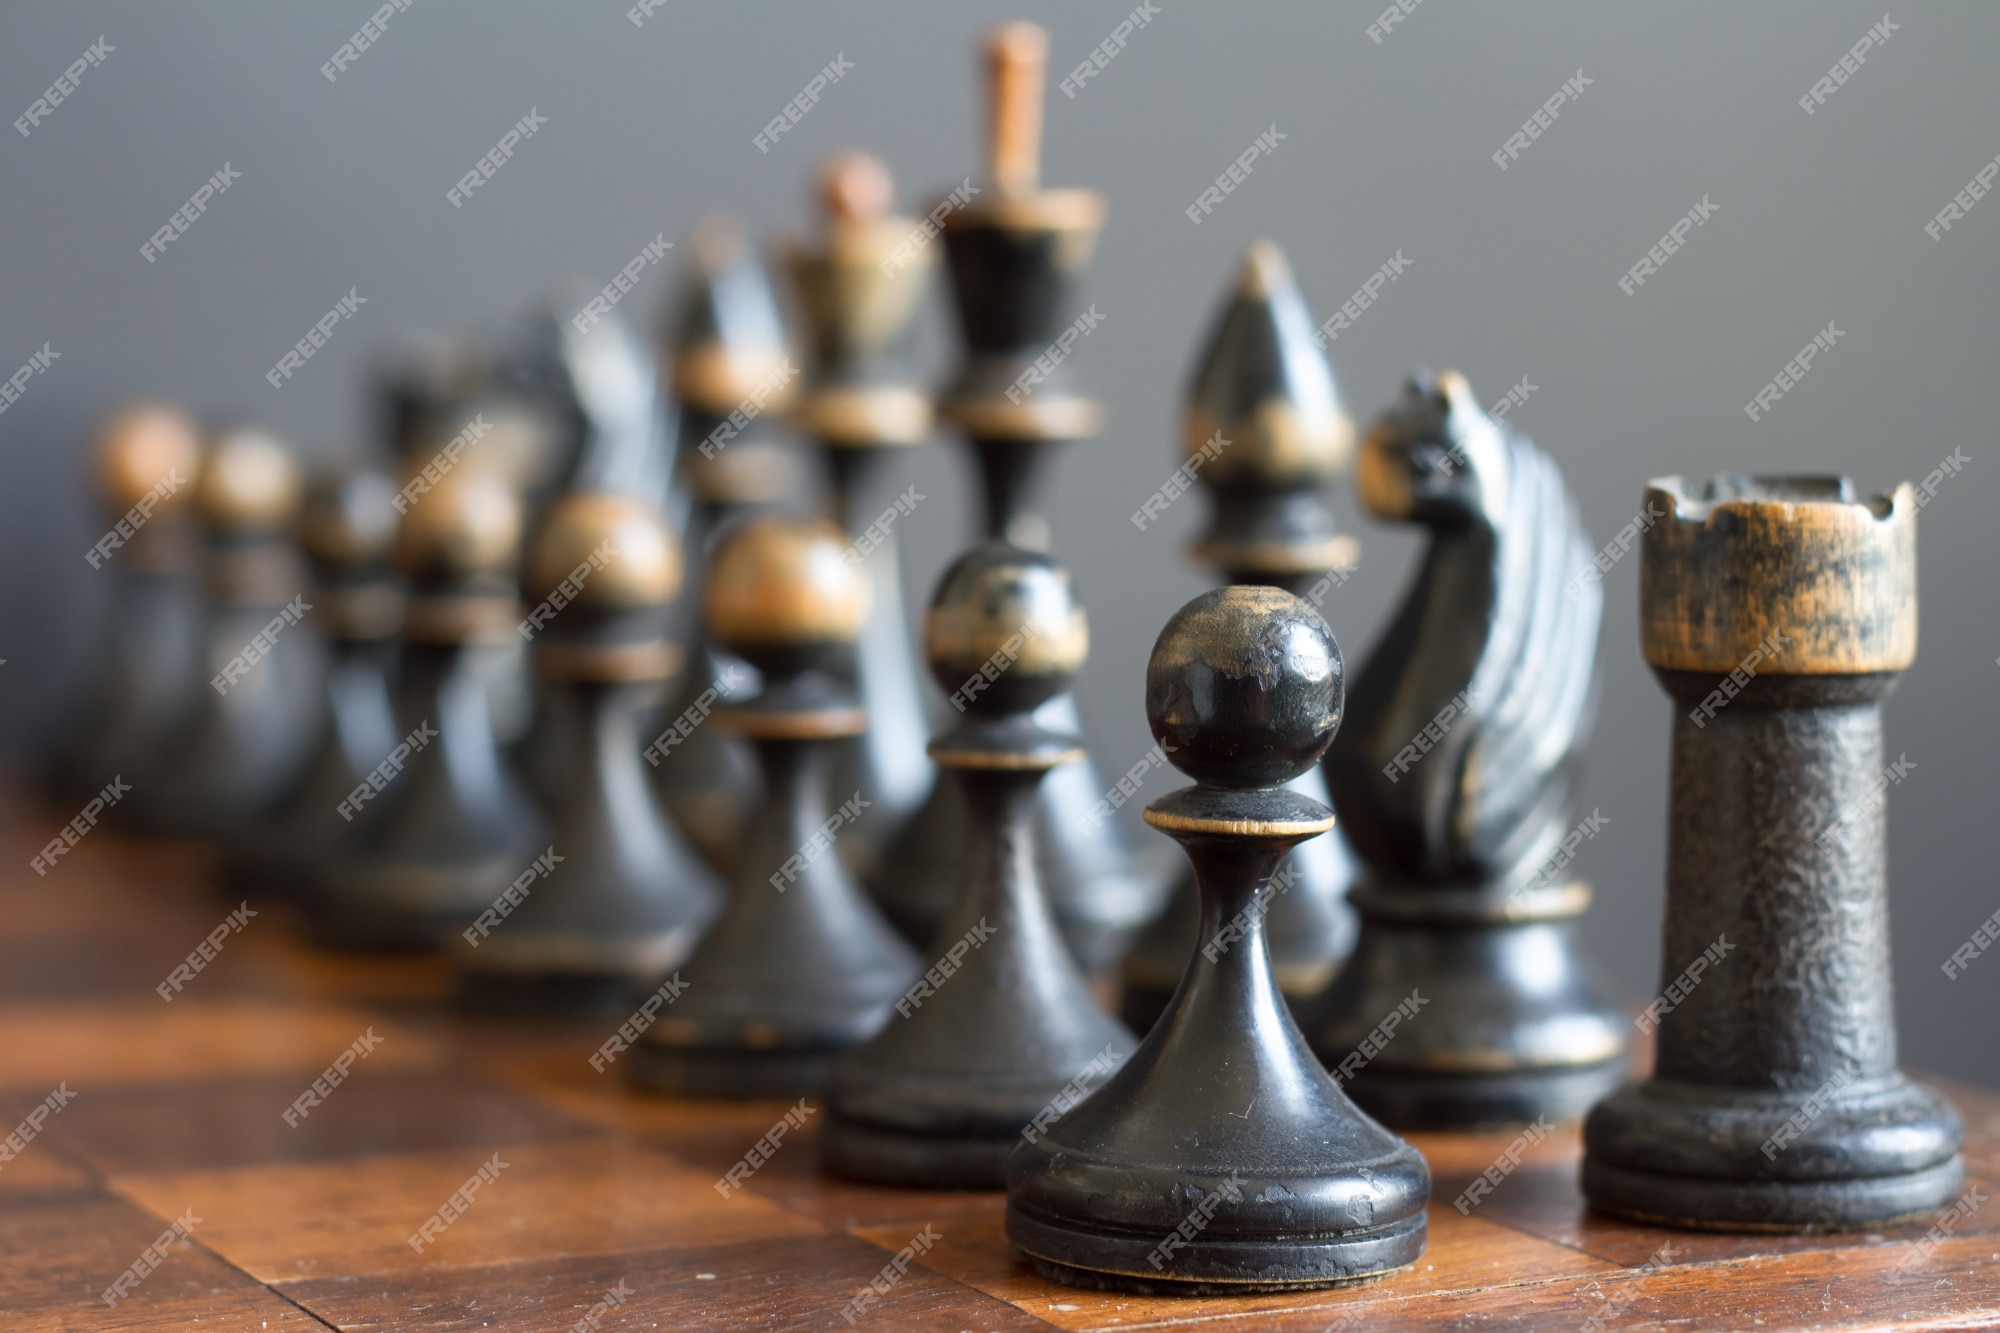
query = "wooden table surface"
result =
(1, 786, 1995, 1331)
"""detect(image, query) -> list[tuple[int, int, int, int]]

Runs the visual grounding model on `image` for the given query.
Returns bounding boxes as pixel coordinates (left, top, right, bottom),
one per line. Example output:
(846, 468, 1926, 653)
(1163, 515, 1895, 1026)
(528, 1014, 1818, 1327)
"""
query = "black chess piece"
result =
(1008, 587, 1428, 1292)
(310, 463, 545, 950)
(1582, 475, 1964, 1230)
(872, 23, 1162, 974)
(457, 492, 722, 1013)
(779, 150, 937, 881)
(496, 295, 676, 805)
(648, 216, 803, 879)
(630, 516, 919, 1098)
(136, 426, 326, 839)
(1123, 241, 1361, 1033)
(54, 405, 205, 804)
(822, 543, 1134, 1187)
(230, 464, 404, 899)
(1302, 371, 1624, 1128)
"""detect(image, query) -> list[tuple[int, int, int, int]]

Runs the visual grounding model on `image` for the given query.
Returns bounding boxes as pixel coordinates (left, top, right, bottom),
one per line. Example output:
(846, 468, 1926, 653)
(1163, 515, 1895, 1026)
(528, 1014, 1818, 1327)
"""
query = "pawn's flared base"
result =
(1006, 1202, 1425, 1293)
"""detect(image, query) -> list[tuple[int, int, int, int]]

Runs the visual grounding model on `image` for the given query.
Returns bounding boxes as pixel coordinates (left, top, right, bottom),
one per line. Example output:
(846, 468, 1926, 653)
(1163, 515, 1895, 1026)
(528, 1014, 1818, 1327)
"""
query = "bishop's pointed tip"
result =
(1236, 239, 1295, 301)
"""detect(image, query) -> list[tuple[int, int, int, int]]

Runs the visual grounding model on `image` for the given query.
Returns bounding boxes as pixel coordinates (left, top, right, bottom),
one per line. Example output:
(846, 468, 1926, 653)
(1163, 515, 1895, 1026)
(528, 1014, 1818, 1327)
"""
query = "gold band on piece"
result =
(536, 639, 681, 684)
(1194, 535, 1361, 578)
(943, 189, 1106, 235)
(716, 706, 867, 740)
(673, 344, 796, 415)
(802, 386, 933, 447)
(941, 395, 1104, 442)
(1144, 807, 1337, 839)
(932, 747, 1086, 772)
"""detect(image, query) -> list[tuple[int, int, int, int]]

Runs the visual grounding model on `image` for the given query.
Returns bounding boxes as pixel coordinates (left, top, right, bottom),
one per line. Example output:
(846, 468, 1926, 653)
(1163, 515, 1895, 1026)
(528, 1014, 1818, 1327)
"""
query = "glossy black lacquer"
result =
(1008, 587, 1428, 1293)
(822, 544, 1134, 1187)
(1125, 243, 1363, 1031)
(629, 522, 917, 1099)
(1303, 372, 1623, 1128)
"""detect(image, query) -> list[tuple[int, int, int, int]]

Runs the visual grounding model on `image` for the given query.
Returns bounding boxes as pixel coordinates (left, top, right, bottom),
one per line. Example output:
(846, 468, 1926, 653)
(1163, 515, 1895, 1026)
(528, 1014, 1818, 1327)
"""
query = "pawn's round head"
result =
(924, 543, 1088, 716)
(1146, 586, 1343, 789)
(705, 516, 867, 673)
(197, 427, 302, 534)
(525, 493, 680, 616)
(299, 466, 400, 572)
(393, 464, 522, 589)
(96, 404, 202, 514)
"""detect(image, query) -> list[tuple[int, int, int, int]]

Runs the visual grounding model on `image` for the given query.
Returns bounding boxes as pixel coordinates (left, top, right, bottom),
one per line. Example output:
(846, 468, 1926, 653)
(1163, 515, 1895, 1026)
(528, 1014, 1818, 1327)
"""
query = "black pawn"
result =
(649, 216, 802, 879)
(54, 405, 205, 804)
(630, 516, 918, 1098)
(310, 464, 545, 949)
(1123, 240, 1361, 1033)
(1301, 372, 1623, 1128)
(232, 464, 404, 898)
(822, 543, 1134, 1187)
(779, 150, 937, 880)
(872, 23, 1161, 974)
(138, 427, 325, 838)
(457, 493, 722, 1012)
(1008, 587, 1428, 1293)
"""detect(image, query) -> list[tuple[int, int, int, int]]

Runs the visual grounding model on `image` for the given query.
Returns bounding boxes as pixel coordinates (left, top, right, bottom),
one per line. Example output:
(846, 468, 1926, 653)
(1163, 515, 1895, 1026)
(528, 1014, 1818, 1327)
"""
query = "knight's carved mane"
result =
(1327, 390, 1600, 889)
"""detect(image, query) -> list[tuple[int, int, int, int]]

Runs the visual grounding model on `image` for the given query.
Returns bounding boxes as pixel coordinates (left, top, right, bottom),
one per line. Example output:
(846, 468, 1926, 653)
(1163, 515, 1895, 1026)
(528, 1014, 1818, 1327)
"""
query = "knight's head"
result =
(1355, 370, 1505, 527)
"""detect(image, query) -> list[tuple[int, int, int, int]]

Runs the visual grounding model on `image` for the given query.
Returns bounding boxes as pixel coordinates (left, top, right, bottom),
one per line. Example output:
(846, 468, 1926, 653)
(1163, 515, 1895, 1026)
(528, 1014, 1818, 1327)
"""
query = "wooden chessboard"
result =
(1, 783, 1995, 1332)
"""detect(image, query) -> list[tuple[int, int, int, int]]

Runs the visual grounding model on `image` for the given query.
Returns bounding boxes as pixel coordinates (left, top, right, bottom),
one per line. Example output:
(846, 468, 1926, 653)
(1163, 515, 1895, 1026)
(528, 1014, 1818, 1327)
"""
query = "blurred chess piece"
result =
(1123, 242, 1362, 1033)
(457, 492, 722, 1013)
(822, 543, 1132, 1187)
(1008, 587, 1429, 1291)
(779, 150, 937, 881)
(649, 216, 803, 878)
(309, 464, 544, 949)
(135, 426, 325, 839)
(1303, 372, 1623, 1127)
(52, 405, 205, 802)
(230, 464, 404, 898)
(872, 22, 1163, 975)
(1583, 475, 1963, 1230)
(630, 517, 916, 1098)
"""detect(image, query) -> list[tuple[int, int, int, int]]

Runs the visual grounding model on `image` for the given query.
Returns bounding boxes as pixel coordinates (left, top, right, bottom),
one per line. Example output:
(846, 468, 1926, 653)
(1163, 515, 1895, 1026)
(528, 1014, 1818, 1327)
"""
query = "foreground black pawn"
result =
(1009, 587, 1428, 1293)
(139, 427, 326, 838)
(311, 465, 545, 949)
(631, 517, 918, 1098)
(1583, 475, 1963, 1230)
(781, 150, 937, 880)
(232, 465, 404, 898)
(873, 22, 1160, 973)
(822, 544, 1133, 1187)
(1123, 241, 1361, 1033)
(458, 493, 722, 1012)
(1303, 372, 1623, 1127)
(649, 216, 800, 878)
(54, 405, 205, 803)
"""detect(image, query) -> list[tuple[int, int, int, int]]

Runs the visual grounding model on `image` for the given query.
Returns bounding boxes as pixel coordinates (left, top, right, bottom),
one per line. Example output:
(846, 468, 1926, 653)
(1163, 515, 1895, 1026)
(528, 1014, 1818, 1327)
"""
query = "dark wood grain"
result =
(0, 781, 1994, 1329)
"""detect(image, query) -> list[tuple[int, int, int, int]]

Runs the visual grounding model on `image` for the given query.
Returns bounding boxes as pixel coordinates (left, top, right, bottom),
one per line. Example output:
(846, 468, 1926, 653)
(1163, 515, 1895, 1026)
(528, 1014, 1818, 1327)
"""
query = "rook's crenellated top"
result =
(1640, 475, 1917, 676)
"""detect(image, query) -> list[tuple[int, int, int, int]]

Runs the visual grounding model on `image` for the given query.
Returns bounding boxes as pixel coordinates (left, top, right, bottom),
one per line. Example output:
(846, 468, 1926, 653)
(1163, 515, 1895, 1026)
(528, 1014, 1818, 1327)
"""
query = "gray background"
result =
(2, 3, 1994, 1087)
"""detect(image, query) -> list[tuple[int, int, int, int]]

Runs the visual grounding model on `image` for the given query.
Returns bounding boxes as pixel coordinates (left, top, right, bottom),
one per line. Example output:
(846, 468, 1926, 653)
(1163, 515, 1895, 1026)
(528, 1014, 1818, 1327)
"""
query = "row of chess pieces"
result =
(37, 20, 1963, 1294)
